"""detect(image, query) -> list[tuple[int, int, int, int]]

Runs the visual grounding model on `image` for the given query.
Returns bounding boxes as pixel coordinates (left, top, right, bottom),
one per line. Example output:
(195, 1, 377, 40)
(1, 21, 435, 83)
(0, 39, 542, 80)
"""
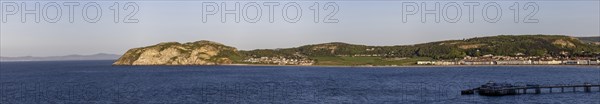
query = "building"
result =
(532, 60, 562, 65)
(563, 60, 590, 65)
(417, 61, 435, 65)
(434, 61, 459, 65)
(495, 60, 532, 65)
(463, 61, 494, 65)
(589, 60, 599, 65)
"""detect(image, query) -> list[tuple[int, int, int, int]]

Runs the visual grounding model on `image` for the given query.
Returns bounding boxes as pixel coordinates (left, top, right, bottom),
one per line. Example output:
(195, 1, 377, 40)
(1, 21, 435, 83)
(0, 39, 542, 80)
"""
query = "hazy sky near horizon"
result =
(1, 0, 599, 56)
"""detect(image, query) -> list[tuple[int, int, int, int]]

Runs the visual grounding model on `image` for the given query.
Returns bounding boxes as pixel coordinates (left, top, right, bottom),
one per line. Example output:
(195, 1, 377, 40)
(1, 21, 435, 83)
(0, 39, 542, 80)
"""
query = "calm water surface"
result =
(1, 60, 599, 103)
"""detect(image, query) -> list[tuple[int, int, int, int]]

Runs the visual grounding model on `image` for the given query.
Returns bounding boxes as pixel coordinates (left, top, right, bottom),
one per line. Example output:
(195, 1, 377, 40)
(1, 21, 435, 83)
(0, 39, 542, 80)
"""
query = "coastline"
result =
(221, 64, 600, 68)
(7, 60, 598, 68)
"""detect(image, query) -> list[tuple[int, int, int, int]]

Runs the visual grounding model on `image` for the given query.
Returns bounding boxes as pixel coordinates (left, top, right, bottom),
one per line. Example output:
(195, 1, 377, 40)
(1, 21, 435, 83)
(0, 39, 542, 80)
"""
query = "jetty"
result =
(461, 81, 600, 96)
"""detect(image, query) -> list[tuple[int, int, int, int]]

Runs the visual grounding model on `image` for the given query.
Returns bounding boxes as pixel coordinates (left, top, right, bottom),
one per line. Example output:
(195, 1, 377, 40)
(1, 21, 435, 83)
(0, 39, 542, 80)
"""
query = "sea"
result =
(1, 60, 599, 104)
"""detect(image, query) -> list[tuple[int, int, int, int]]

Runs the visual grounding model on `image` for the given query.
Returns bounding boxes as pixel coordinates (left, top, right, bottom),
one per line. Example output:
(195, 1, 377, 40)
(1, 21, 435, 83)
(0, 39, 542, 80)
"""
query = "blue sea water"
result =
(0, 60, 599, 104)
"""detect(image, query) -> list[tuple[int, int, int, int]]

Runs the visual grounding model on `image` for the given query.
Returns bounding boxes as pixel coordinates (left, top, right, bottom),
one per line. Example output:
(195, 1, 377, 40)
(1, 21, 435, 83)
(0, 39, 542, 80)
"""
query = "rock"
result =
(113, 40, 240, 65)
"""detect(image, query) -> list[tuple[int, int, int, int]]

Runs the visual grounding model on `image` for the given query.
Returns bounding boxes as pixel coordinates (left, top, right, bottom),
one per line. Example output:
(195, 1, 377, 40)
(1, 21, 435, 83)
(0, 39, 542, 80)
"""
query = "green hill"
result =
(240, 35, 600, 65)
(415, 35, 600, 58)
(245, 35, 599, 57)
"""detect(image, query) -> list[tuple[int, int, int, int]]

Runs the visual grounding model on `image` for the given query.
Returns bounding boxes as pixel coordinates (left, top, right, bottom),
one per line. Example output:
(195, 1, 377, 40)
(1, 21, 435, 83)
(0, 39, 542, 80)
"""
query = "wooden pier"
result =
(461, 81, 600, 96)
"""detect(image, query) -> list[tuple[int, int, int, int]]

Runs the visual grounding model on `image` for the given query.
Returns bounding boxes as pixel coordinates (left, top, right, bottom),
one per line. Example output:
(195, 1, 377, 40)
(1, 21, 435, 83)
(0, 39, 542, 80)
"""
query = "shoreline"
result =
(6, 60, 595, 68)
(221, 64, 600, 68)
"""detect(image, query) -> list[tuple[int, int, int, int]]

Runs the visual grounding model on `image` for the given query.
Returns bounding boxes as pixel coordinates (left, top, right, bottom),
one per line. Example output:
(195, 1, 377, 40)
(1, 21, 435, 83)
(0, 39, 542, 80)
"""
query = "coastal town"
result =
(417, 54, 600, 65)
(242, 54, 600, 66)
(242, 57, 315, 65)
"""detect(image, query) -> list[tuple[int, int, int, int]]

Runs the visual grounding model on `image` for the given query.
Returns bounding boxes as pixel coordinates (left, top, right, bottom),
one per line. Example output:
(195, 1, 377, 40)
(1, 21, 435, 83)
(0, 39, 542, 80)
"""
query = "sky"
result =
(1, 0, 599, 57)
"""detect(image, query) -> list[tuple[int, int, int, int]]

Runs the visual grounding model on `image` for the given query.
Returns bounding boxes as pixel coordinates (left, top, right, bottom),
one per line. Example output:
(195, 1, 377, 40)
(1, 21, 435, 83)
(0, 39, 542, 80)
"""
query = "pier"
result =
(461, 81, 600, 96)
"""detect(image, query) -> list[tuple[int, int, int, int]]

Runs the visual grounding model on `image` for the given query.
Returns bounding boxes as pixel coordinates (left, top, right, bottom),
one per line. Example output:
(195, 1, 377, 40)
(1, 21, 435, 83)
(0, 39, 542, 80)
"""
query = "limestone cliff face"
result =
(113, 40, 240, 65)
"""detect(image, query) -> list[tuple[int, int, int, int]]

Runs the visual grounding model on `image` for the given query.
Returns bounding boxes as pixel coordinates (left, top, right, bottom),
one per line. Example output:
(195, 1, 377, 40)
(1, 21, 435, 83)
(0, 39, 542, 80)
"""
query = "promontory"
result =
(113, 40, 241, 65)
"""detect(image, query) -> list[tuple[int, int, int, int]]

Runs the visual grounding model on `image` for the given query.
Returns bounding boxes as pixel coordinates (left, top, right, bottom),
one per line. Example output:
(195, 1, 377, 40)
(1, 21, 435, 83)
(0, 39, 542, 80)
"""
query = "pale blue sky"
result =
(1, 1, 599, 56)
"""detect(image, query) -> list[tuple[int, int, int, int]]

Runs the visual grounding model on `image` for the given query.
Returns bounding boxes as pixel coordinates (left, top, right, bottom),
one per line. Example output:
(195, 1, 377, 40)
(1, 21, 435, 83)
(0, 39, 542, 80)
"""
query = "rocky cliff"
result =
(113, 40, 240, 65)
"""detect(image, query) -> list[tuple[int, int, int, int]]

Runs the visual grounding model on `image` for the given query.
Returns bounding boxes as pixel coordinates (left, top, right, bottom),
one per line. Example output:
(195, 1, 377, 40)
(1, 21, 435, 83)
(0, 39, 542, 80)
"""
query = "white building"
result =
(532, 60, 562, 65)
(434, 61, 459, 65)
(463, 61, 494, 65)
(589, 60, 599, 65)
(495, 60, 532, 65)
(417, 61, 435, 65)
(563, 60, 590, 65)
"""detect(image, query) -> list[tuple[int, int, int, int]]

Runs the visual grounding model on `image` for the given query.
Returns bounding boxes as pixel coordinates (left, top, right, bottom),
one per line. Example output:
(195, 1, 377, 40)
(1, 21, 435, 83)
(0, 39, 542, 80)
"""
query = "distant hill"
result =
(0, 53, 120, 62)
(242, 35, 600, 59)
(115, 35, 600, 66)
(576, 36, 600, 44)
